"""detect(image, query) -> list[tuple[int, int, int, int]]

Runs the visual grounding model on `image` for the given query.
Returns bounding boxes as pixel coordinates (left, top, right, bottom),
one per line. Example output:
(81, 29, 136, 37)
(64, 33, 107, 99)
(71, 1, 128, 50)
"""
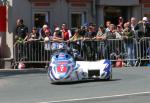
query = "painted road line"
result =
(39, 91, 150, 103)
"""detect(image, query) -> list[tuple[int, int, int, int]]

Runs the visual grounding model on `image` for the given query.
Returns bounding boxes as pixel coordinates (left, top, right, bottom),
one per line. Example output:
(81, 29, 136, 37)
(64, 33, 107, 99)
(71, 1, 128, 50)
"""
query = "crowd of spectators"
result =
(15, 16, 150, 43)
(14, 16, 150, 67)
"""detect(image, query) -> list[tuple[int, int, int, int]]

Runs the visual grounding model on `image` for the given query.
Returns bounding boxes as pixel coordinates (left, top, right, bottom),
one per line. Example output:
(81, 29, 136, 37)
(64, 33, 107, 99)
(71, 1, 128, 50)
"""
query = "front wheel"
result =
(106, 72, 112, 80)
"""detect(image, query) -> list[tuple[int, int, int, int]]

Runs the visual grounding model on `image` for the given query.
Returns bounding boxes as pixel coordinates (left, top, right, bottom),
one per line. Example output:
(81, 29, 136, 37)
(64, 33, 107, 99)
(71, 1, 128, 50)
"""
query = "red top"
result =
(62, 29, 69, 41)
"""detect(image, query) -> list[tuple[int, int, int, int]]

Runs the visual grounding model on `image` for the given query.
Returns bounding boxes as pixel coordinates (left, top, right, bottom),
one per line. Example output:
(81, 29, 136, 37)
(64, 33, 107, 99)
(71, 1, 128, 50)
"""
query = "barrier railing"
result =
(139, 37, 150, 66)
(14, 41, 52, 64)
(104, 39, 139, 66)
(13, 38, 142, 68)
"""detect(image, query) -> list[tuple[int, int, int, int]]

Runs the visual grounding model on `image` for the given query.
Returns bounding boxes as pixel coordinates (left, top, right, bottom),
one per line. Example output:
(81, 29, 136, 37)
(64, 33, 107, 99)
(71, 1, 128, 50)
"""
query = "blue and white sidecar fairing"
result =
(48, 51, 112, 83)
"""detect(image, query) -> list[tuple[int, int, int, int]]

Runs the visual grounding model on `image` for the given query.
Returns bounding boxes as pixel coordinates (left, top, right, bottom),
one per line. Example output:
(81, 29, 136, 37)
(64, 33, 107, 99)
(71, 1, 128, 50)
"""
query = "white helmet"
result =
(58, 43, 66, 49)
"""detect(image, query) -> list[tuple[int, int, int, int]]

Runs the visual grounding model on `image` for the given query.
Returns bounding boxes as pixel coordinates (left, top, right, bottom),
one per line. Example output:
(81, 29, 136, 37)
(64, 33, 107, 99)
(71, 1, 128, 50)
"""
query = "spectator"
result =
(104, 24, 121, 39)
(122, 22, 135, 66)
(130, 17, 138, 39)
(24, 27, 40, 42)
(95, 24, 106, 59)
(39, 24, 50, 40)
(15, 19, 28, 42)
(69, 29, 83, 41)
(69, 29, 83, 54)
(44, 29, 52, 60)
(103, 24, 122, 63)
(15, 19, 28, 62)
(79, 25, 88, 37)
(51, 27, 64, 50)
(44, 29, 52, 40)
(95, 24, 106, 40)
(131, 17, 137, 31)
(118, 16, 124, 29)
(135, 17, 150, 38)
(105, 21, 111, 32)
(61, 23, 72, 41)
(116, 25, 123, 36)
(135, 17, 150, 61)
(83, 25, 97, 60)
(52, 27, 63, 41)
(24, 27, 40, 61)
(84, 26, 96, 40)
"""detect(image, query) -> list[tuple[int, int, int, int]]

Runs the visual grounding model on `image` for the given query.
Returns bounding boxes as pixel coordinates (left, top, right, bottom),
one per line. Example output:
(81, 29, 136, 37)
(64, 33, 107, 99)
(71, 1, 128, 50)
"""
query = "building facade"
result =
(141, 0, 150, 18)
(0, 0, 148, 68)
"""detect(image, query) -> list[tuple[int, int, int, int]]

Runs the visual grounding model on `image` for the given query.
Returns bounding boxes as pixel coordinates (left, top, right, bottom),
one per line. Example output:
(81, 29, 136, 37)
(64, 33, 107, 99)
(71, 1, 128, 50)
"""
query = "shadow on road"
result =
(51, 79, 121, 85)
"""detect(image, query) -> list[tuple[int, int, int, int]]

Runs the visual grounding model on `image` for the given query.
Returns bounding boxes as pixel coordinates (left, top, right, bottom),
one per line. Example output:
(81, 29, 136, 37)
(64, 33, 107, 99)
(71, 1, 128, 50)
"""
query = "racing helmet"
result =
(58, 43, 66, 49)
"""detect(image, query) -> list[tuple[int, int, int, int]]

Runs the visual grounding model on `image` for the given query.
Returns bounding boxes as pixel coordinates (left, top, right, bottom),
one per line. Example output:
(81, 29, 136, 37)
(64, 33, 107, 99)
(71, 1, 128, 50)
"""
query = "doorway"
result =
(33, 11, 49, 28)
(104, 6, 128, 26)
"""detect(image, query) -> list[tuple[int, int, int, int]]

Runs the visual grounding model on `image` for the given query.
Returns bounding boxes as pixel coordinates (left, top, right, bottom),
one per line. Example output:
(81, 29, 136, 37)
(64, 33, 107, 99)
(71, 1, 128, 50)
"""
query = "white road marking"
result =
(39, 91, 150, 103)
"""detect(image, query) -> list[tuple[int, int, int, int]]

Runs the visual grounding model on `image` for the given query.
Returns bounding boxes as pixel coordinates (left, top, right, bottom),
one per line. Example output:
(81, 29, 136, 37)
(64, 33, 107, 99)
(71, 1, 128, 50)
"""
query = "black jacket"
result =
(135, 22, 150, 37)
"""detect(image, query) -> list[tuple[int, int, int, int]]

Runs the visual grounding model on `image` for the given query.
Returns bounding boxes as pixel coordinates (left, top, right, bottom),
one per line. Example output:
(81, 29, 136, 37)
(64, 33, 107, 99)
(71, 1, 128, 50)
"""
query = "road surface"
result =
(0, 67, 150, 103)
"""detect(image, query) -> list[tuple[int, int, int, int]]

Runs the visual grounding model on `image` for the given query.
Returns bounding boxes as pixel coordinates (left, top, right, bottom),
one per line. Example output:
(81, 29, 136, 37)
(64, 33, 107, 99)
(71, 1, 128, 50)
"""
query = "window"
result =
(71, 12, 85, 28)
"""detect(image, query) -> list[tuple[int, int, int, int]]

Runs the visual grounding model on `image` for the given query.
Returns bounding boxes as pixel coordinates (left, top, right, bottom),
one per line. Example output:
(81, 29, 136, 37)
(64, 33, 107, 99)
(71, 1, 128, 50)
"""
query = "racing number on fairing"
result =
(57, 65, 67, 73)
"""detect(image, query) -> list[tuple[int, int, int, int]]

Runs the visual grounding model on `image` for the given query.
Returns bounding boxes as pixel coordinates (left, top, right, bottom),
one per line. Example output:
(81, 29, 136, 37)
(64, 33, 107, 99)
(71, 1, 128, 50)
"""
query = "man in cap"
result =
(15, 19, 28, 42)
(135, 17, 150, 37)
(135, 17, 150, 62)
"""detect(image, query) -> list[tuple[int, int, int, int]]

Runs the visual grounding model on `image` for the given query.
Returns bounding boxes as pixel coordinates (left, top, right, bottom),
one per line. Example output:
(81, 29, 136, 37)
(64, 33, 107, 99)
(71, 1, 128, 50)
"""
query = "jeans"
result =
(124, 43, 135, 66)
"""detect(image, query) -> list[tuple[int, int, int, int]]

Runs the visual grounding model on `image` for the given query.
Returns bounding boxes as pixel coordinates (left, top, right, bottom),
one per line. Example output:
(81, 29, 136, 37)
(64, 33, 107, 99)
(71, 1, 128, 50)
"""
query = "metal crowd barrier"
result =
(106, 39, 139, 66)
(13, 38, 140, 68)
(13, 40, 52, 68)
(139, 37, 150, 66)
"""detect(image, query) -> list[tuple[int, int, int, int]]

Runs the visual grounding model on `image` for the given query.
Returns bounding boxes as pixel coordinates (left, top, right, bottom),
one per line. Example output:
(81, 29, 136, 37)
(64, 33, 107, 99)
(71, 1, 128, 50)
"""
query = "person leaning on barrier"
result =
(69, 29, 83, 41)
(52, 27, 63, 42)
(24, 27, 40, 42)
(14, 19, 28, 62)
(15, 19, 28, 43)
(61, 23, 72, 41)
(44, 29, 52, 46)
(23, 27, 40, 61)
(95, 24, 106, 40)
(83, 25, 97, 60)
(68, 29, 84, 56)
(116, 25, 123, 36)
(102, 24, 122, 62)
(122, 22, 135, 66)
(103, 24, 122, 39)
(39, 24, 51, 40)
(84, 26, 97, 40)
(80, 25, 88, 37)
(50, 27, 64, 51)
(122, 22, 134, 42)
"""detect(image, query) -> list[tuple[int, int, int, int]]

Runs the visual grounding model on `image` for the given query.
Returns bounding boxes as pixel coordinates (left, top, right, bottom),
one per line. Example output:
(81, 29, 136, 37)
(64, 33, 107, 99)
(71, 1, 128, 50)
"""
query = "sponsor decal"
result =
(57, 65, 67, 73)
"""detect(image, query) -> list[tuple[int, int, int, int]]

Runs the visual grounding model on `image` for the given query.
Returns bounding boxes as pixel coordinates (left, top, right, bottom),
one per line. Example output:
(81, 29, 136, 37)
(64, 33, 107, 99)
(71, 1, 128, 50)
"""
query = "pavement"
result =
(0, 68, 47, 74)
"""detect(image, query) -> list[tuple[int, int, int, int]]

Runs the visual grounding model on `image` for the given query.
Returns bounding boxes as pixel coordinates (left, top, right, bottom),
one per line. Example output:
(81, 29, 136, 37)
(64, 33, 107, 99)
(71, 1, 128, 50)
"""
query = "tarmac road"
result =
(0, 67, 150, 103)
